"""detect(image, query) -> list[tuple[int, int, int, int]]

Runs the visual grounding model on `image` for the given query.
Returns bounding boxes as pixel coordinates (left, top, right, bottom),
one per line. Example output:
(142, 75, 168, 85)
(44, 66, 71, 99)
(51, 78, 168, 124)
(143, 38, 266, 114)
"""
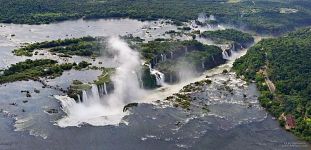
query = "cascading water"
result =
(82, 90, 88, 103)
(136, 71, 144, 88)
(54, 37, 144, 127)
(147, 64, 165, 86)
(77, 94, 81, 103)
(91, 84, 100, 103)
(201, 60, 205, 69)
(222, 50, 230, 59)
(208, 15, 216, 21)
(103, 82, 108, 95)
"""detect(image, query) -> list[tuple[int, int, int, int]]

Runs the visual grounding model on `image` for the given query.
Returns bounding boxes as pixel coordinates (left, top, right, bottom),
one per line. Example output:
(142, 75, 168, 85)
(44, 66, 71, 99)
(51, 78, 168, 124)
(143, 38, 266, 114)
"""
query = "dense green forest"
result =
(1, 0, 311, 34)
(233, 28, 311, 141)
(0, 59, 91, 84)
(138, 40, 190, 60)
(13, 36, 99, 56)
(201, 29, 254, 46)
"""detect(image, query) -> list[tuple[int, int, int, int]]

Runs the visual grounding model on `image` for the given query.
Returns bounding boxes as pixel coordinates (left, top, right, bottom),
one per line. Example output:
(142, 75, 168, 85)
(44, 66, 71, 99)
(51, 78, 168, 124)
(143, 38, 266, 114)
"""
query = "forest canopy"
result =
(233, 27, 311, 141)
(0, 0, 311, 34)
(201, 29, 254, 46)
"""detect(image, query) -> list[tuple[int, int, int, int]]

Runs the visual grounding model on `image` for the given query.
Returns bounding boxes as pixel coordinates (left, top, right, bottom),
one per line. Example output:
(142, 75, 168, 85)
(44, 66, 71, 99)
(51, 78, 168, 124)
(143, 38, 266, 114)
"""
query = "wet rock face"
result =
(141, 66, 158, 89)
(67, 81, 115, 102)
(149, 46, 198, 68)
(123, 103, 139, 112)
(197, 53, 226, 72)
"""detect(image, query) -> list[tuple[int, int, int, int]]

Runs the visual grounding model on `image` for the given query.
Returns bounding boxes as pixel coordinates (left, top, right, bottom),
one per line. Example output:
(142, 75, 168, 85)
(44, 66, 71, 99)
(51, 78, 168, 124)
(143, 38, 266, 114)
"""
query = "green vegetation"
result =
(139, 39, 223, 84)
(93, 68, 114, 85)
(152, 41, 223, 73)
(233, 28, 311, 141)
(71, 80, 92, 91)
(183, 45, 223, 65)
(201, 29, 254, 46)
(139, 40, 221, 61)
(173, 93, 192, 110)
(138, 40, 185, 61)
(13, 36, 100, 56)
(141, 66, 157, 89)
(67, 80, 92, 101)
(167, 79, 213, 110)
(67, 68, 115, 101)
(181, 79, 212, 93)
(76, 61, 92, 70)
(1, 0, 311, 34)
(0, 59, 76, 84)
(0, 59, 92, 84)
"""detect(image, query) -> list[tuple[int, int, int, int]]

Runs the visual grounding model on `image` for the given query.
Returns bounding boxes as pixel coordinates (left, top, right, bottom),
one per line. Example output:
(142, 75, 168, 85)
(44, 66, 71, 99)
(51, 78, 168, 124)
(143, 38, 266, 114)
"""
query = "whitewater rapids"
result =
(55, 36, 264, 127)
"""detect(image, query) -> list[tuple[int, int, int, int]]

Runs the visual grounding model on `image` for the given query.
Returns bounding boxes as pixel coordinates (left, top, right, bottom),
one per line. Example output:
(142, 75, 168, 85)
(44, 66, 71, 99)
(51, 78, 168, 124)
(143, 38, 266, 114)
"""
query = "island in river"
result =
(0, 6, 310, 150)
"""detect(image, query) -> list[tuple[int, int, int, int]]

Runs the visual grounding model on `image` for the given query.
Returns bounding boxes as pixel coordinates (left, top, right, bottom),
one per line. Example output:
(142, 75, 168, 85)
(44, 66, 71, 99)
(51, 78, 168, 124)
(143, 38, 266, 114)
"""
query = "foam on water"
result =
(55, 37, 142, 127)
(55, 95, 128, 127)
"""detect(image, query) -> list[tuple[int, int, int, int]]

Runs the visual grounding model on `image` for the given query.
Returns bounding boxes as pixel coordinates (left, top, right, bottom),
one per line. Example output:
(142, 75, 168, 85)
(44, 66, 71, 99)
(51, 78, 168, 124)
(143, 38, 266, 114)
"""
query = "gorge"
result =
(0, 12, 309, 150)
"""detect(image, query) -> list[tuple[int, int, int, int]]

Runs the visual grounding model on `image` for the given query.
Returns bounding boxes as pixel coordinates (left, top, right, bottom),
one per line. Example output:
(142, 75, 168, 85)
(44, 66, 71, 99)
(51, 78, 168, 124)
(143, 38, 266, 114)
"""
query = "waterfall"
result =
(209, 15, 216, 21)
(97, 85, 102, 97)
(136, 72, 144, 88)
(201, 60, 205, 69)
(78, 84, 102, 104)
(212, 56, 216, 64)
(82, 90, 88, 103)
(103, 82, 108, 95)
(156, 71, 165, 86)
(91, 84, 100, 103)
(185, 47, 188, 53)
(206, 24, 212, 30)
(54, 37, 144, 127)
(222, 50, 230, 59)
(160, 54, 166, 61)
(170, 51, 173, 59)
(147, 64, 165, 86)
(77, 94, 81, 103)
(153, 58, 157, 66)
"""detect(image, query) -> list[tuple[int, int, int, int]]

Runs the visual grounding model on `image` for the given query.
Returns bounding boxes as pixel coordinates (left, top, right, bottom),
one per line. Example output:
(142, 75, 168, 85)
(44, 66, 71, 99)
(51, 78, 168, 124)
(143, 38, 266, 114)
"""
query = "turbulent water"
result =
(0, 18, 309, 150)
(55, 37, 145, 127)
(147, 64, 166, 86)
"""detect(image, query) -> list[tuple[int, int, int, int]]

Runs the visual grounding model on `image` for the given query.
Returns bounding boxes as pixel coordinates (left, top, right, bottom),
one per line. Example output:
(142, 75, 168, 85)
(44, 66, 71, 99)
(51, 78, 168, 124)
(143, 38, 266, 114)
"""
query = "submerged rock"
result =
(46, 109, 59, 114)
(26, 93, 32, 97)
(10, 102, 17, 106)
(21, 90, 30, 93)
(222, 69, 229, 74)
(34, 88, 40, 93)
(175, 121, 182, 126)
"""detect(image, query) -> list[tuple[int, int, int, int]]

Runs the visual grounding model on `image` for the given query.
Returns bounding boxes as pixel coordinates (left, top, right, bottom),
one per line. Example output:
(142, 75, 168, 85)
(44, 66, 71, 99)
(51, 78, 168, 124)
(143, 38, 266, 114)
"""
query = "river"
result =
(0, 18, 309, 150)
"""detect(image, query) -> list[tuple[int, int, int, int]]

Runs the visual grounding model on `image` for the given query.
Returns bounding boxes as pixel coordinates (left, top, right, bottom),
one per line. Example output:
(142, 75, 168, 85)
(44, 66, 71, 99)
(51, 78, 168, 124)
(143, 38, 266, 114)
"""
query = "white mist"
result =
(55, 37, 144, 127)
